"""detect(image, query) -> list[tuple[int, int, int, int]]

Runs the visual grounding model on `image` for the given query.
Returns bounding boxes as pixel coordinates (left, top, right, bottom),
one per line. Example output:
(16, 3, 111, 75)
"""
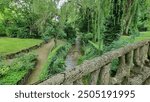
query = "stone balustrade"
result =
(38, 40, 150, 85)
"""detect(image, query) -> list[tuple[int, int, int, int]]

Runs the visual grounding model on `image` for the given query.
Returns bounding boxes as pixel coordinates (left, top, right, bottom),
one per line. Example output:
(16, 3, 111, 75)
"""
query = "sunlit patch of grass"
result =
(0, 37, 42, 55)
(121, 31, 150, 42)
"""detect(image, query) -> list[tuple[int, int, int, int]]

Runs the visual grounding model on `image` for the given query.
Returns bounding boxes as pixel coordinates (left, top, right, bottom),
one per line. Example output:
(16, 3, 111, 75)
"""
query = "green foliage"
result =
(12, 53, 37, 71)
(81, 32, 93, 44)
(42, 22, 67, 42)
(40, 43, 71, 81)
(0, 53, 37, 85)
(0, 71, 26, 85)
(104, 39, 131, 52)
(64, 24, 76, 42)
(88, 40, 99, 51)
(0, 21, 6, 36)
(104, 1, 123, 45)
(0, 0, 40, 38)
(77, 44, 99, 65)
(109, 58, 119, 77)
(0, 63, 10, 77)
(40, 45, 63, 80)
(42, 26, 54, 42)
(138, 0, 150, 31)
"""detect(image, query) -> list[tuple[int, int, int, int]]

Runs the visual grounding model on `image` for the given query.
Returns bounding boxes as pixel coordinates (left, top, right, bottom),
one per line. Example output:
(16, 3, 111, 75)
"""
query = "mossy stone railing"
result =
(38, 40, 150, 85)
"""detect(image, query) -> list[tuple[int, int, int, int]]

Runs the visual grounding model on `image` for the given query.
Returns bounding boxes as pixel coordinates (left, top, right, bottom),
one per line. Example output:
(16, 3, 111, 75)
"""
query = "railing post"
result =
(112, 55, 127, 85)
(90, 69, 100, 85)
(133, 48, 141, 67)
(126, 51, 134, 67)
(126, 51, 134, 76)
(116, 55, 126, 76)
(139, 46, 146, 66)
(148, 43, 150, 60)
(143, 44, 149, 63)
(99, 63, 111, 85)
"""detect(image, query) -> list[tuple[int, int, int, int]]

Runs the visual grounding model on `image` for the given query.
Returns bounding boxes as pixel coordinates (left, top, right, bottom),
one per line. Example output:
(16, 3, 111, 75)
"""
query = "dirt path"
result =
(25, 40, 55, 85)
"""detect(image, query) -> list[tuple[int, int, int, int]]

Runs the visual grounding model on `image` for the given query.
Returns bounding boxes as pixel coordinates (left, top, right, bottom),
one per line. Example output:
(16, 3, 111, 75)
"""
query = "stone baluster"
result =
(125, 51, 134, 77)
(143, 44, 149, 63)
(148, 43, 150, 60)
(112, 56, 127, 84)
(133, 48, 141, 67)
(99, 63, 111, 85)
(90, 69, 100, 85)
(139, 46, 146, 66)
(116, 56, 126, 76)
(126, 51, 134, 67)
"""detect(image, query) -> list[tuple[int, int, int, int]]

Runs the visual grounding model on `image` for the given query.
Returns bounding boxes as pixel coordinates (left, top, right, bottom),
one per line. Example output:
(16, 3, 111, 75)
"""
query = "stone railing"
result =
(38, 40, 150, 85)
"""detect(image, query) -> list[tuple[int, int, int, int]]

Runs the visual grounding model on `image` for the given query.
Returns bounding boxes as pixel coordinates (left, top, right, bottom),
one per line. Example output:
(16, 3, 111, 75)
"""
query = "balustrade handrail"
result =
(38, 40, 150, 85)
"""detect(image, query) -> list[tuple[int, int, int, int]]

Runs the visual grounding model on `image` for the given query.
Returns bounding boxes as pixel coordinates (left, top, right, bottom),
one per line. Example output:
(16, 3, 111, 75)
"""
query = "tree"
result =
(0, 0, 39, 38)
(104, 0, 123, 45)
(138, 0, 150, 31)
(121, 0, 141, 35)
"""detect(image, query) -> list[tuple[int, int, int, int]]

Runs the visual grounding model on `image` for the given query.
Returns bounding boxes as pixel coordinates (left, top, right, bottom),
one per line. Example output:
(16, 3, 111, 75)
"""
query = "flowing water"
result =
(65, 46, 78, 69)
(65, 36, 81, 70)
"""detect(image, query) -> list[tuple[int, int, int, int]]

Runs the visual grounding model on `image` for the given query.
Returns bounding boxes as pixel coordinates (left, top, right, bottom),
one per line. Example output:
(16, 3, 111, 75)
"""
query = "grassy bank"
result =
(0, 37, 42, 55)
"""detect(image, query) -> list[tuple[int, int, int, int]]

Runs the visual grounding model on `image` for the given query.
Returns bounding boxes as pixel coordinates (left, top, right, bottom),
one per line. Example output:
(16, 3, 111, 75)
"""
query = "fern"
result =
(88, 40, 99, 50)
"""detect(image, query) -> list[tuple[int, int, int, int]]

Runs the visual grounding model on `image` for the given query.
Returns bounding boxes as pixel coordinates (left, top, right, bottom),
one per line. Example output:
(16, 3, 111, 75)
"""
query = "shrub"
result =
(0, 22, 6, 36)
(104, 39, 130, 52)
(77, 43, 99, 65)
(81, 32, 93, 44)
(0, 63, 10, 77)
(0, 53, 37, 85)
